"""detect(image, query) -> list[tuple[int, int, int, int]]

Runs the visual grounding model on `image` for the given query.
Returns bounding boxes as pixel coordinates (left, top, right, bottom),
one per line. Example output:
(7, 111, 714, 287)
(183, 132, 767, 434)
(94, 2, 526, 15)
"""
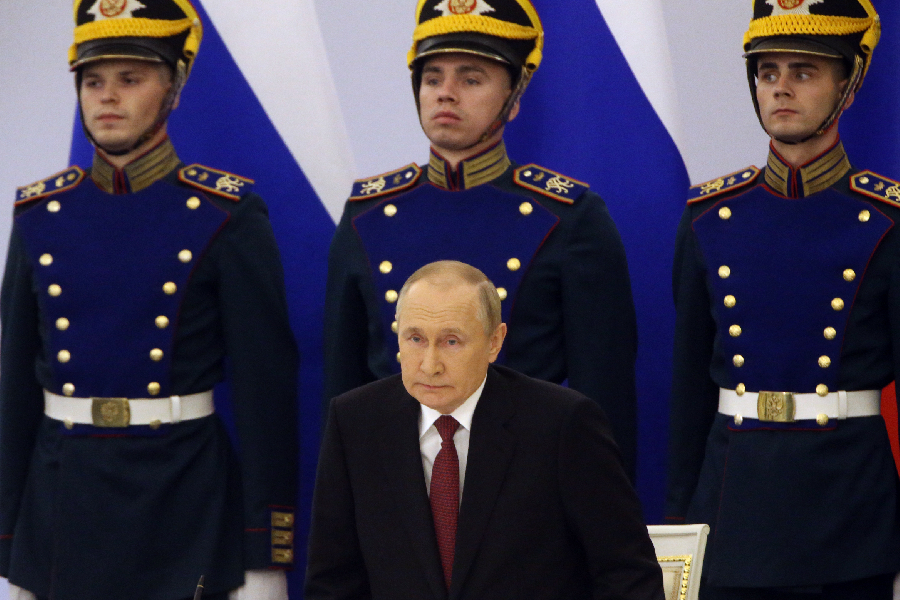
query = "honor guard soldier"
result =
(0, 2, 298, 599)
(324, 0, 639, 478)
(666, 1, 899, 598)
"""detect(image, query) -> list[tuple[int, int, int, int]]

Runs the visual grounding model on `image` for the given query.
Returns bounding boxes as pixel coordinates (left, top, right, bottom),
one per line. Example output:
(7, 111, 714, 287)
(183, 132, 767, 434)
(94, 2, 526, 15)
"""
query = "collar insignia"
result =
(851, 171, 900, 207)
(434, 0, 496, 16)
(87, 0, 147, 20)
(514, 164, 588, 205)
(179, 164, 254, 201)
(688, 167, 760, 204)
(350, 164, 422, 201)
(765, 0, 824, 15)
(15, 167, 86, 206)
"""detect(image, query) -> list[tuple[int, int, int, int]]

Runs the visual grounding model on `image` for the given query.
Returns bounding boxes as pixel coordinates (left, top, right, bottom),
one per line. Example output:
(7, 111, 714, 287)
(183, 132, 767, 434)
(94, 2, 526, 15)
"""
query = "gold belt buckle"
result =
(757, 391, 795, 422)
(91, 398, 131, 427)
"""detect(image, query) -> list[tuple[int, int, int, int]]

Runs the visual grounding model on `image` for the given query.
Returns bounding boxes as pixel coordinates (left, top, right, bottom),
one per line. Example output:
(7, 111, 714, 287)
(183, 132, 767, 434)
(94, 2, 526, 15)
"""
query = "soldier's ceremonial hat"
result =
(408, 0, 543, 78)
(408, 0, 544, 145)
(742, 0, 880, 140)
(70, 0, 203, 77)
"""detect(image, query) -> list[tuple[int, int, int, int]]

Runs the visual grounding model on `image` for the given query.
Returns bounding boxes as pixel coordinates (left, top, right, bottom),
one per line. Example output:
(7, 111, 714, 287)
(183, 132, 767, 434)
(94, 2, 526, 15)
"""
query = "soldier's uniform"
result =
(0, 4, 297, 599)
(324, 0, 638, 476)
(665, 0, 899, 596)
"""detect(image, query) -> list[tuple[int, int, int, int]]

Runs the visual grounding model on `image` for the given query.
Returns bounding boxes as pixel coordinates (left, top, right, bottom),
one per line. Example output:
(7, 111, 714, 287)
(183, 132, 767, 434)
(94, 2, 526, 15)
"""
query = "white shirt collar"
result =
(419, 374, 487, 439)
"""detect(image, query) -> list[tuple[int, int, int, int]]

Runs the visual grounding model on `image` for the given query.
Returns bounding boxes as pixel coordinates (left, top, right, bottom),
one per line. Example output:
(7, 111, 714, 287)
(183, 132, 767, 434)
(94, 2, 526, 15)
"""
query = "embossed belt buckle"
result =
(756, 392, 795, 422)
(91, 398, 131, 428)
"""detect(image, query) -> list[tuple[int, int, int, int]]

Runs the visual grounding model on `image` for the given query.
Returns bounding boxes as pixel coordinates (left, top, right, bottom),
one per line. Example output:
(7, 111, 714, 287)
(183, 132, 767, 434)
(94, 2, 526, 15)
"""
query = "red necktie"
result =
(431, 415, 460, 589)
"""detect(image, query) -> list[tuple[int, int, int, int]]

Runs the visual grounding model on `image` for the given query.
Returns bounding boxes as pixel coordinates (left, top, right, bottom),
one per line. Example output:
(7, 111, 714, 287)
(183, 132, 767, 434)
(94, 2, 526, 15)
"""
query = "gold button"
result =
(842, 269, 855, 282)
(379, 261, 392, 274)
(62, 383, 75, 397)
(734, 414, 743, 426)
(818, 355, 831, 368)
(48, 284, 62, 297)
(718, 266, 731, 279)
(729, 325, 742, 337)
(519, 202, 533, 216)
(147, 382, 161, 396)
(816, 414, 829, 426)
(724, 295, 736, 308)
(39, 254, 53, 267)
(64, 419, 74, 430)
(816, 384, 829, 397)
(56, 317, 70, 331)
(859, 176, 870, 185)
(149, 420, 162, 430)
(47, 200, 61, 213)
(155, 315, 170, 329)
(383, 204, 397, 217)
(150, 348, 164, 362)
(858, 210, 870, 223)
(391, 321, 398, 333)
(719, 207, 732, 220)
(187, 197, 201, 210)
(733, 355, 744, 367)
(735, 383, 746, 396)
(385, 290, 398, 303)
(57, 350, 71, 363)
(396, 352, 401, 363)
(824, 327, 836, 340)
(163, 282, 177, 295)
(178, 250, 193, 263)
(831, 298, 844, 311)
(497, 287, 507, 301)
(507, 258, 521, 272)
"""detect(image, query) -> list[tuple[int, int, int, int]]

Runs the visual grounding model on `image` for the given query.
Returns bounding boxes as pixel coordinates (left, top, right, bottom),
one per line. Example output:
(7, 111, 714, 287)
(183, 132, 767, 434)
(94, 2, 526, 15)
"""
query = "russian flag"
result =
(0, 0, 889, 597)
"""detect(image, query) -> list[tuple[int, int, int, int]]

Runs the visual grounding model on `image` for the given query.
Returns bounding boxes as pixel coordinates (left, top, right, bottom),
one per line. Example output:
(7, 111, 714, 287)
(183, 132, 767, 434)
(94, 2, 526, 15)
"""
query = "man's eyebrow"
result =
(457, 65, 487, 75)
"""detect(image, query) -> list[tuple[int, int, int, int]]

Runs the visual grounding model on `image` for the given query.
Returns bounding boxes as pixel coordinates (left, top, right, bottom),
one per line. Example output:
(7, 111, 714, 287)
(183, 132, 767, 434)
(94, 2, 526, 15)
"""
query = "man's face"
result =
(79, 59, 172, 154)
(755, 52, 848, 143)
(398, 278, 505, 414)
(418, 53, 515, 154)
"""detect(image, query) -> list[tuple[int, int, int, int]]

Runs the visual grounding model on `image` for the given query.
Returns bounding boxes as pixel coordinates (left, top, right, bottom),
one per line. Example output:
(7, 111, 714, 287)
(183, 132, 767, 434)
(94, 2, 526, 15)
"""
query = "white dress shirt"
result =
(419, 375, 486, 502)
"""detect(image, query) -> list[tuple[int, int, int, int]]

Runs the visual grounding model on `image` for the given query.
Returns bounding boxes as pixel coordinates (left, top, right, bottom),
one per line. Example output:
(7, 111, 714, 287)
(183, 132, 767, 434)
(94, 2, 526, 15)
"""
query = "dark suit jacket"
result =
(305, 365, 662, 600)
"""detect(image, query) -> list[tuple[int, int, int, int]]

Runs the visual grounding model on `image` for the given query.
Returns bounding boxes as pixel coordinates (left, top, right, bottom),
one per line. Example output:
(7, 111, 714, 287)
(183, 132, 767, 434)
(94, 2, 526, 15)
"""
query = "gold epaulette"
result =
(178, 164, 254, 201)
(15, 167, 85, 206)
(349, 164, 422, 201)
(687, 167, 760, 203)
(513, 164, 588, 205)
(850, 170, 900, 207)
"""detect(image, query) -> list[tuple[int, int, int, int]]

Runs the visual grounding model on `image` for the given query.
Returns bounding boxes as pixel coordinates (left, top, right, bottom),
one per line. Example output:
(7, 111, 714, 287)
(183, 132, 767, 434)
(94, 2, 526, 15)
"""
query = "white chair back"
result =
(647, 524, 709, 600)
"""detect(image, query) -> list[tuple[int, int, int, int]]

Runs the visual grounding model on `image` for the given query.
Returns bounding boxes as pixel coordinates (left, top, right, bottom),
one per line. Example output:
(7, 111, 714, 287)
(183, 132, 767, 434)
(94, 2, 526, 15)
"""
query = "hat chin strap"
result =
(78, 61, 187, 158)
(748, 55, 863, 146)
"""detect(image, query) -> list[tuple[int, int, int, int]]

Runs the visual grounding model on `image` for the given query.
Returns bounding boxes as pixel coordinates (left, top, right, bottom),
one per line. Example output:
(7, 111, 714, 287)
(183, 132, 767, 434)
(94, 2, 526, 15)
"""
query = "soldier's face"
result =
(755, 53, 850, 144)
(397, 278, 505, 414)
(418, 53, 517, 155)
(79, 59, 172, 154)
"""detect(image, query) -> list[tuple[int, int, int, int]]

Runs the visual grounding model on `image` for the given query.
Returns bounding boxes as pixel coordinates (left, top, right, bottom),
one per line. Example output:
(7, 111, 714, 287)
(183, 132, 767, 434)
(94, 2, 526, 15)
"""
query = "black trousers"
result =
(700, 573, 894, 600)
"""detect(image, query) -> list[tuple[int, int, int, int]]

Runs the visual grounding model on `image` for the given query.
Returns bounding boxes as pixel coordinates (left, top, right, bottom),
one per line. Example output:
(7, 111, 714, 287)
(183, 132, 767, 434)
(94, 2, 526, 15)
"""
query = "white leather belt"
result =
(44, 390, 214, 428)
(719, 388, 880, 424)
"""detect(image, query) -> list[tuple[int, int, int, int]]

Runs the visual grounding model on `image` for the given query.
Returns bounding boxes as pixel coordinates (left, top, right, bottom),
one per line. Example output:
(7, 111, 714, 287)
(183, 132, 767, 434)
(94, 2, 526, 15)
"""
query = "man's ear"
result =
(507, 98, 521, 122)
(488, 323, 507, 363)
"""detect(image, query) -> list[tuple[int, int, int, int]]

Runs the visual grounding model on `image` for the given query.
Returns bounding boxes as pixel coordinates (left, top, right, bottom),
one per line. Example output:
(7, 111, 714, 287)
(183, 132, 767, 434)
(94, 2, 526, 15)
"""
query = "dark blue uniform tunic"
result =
(666, 141, 900, 588)
(324, 141, 638, 476)
(0, 140, 299, 599)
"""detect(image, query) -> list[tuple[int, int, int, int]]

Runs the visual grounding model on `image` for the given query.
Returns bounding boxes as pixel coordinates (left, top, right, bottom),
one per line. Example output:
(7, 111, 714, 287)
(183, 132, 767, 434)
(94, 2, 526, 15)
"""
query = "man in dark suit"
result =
(306, 260, 662, 600)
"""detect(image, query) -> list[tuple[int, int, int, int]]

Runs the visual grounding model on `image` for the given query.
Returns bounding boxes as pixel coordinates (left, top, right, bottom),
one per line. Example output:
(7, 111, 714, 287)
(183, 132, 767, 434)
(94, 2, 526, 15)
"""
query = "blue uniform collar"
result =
(91, 137, 181, 195)
(427, 140, 511, 191)
(764, 139, 851, 198)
